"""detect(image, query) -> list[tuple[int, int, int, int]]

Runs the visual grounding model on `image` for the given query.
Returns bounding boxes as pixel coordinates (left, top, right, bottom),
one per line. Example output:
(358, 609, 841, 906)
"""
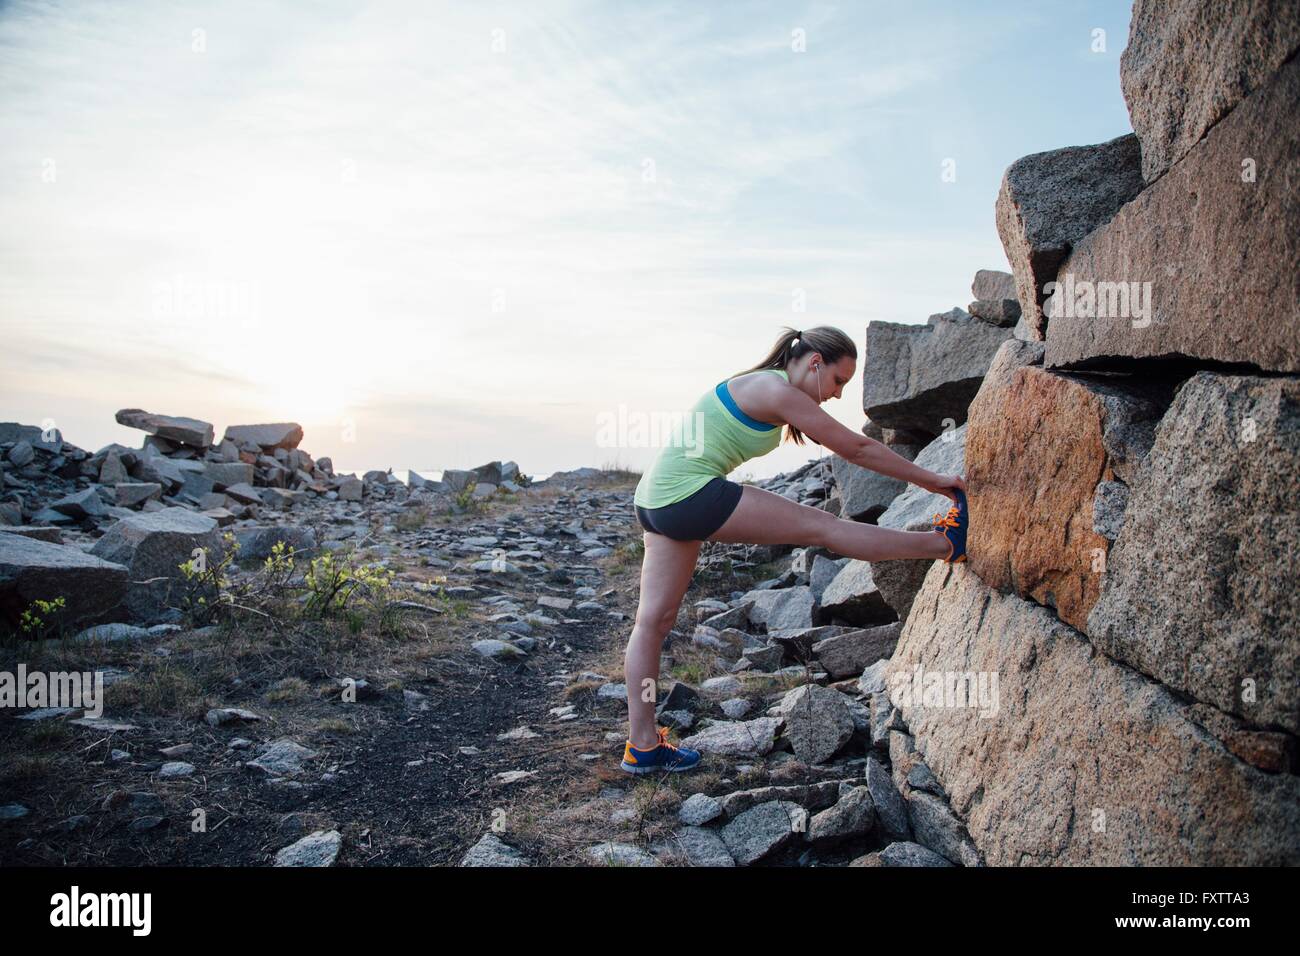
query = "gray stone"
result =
(672, 826, 735, 866)
(865, 755, 912, 841)
(89, 509, 221, 623)
(115, 483, 162, 508)
(870, 424, 972, 620)
(701, 603, 750, 631)
(808, 785, 876, 844)
(1120, 0, 1300, 182)
(679, 792, 723, 826)
(907, 790, 981, 866)
(6, 441, 34, 467)
(233, 525, 317, 561)
(779, 684, 855, 764)
(130, 451, 187, 492)
(102, 790, 163, 815)
(460, 832, 530, 866)
(0, 534, 128, 630)
(741, 585, 816, 635)
(966, 297, 1021, 326)
(472, 639, 526, 660)
(972, 269, 1016, 302)
(223, 423, 303, 450)
(740, 643, 784, 672)
(808, 554, 846, 604)
(719, 801, 806, 865)
(1091, 480, 1130, 541)
(877, 423, 967, 536)
(681, 716, 782, 757)
(115, 409, 214, 448)
(96, 455, 127, 486)
(830, 455, 905, 523)
(863, 310, 1013, 437)
(274, 829, 342, 866)
(1044, 57, 1300, 374)
(719, 697, 751, 718)
(49, 488, 106, 519)
(878, 841, 954, 867)
(857, 659, 890, 696)
(1088, 373, 1300, 736)
(72, 623, 151, 643)
(907, 760, 946, 797)
(995, 133, 1145, 339)
(222, 482, 262, 505)
(202, 461, 255, 489)
(719, 781, 843, 819)
(586, 842, 659, 867)
(818, 562, 895, 628)
(886, 563, 1300, 864)
(205, 707, 261, 727)
(0, 526, 61, 543)
(337, 477, 363, 502)
(0, 803, 30, 821)
(247, 738, 317, 776)
(812, 623, 901, 679)
(699, 675, 741, 698)
(0, 422, 61, 451)
(440, 469, 475, 492)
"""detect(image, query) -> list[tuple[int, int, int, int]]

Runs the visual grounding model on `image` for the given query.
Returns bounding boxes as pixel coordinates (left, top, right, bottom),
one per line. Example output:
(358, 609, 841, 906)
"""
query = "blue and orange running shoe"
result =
(620, 726, 701, 774)
(931, 488, 968, 563)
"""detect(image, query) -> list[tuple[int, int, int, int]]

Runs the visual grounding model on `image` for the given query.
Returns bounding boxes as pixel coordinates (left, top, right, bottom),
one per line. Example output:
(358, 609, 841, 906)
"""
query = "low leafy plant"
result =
(18, 596, 68, 641)
(177, 532, 240, 627)
(302, 550, 395, 619)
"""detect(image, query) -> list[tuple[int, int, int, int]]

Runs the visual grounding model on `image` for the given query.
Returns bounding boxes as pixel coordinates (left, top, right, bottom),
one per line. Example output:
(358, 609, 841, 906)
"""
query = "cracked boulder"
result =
(90, 509, 223, 623)
(885, 563, 1300, 864)
(1120, 0, 1300, 183)
(778, 684, 855, 764)
(965, 347, 1173, 631)
(862, 309, 1013, 439)
(1087, 372, 1300, 736)
(114, 409, 214, 449)
(995, 133, 1144, 339)
(818, 562, 895, 628)
(1045, 56, 1300, 374)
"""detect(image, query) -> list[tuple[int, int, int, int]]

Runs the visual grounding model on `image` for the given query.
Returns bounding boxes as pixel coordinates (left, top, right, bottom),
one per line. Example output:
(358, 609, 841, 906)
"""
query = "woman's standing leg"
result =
(624, 531, 702, 749)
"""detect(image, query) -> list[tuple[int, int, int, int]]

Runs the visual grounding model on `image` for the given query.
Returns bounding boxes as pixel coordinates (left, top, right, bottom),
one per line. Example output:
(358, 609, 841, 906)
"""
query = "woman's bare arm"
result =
(770, 382, 966, 500)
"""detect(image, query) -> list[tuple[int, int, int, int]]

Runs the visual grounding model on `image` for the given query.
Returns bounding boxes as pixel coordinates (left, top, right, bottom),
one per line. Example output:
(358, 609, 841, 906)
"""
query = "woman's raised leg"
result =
(707, 483, 950, 560)
(625, 531, 703, 749)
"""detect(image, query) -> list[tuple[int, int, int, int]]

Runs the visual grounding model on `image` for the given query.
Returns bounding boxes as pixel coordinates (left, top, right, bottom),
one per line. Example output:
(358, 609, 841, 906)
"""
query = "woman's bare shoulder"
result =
(726, 369, 793, 423)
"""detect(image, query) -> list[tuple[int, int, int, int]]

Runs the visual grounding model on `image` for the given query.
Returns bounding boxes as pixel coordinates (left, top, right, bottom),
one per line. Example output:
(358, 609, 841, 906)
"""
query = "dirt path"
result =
(0, 478, 681, 866)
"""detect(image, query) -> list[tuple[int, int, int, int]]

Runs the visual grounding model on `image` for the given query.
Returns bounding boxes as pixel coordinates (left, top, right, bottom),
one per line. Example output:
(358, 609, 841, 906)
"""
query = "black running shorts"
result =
(635, 476, 744, 541)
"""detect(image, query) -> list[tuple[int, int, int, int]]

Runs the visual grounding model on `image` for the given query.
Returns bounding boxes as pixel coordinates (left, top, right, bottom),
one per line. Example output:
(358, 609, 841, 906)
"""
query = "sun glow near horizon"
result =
(1, 0, 1133, 478)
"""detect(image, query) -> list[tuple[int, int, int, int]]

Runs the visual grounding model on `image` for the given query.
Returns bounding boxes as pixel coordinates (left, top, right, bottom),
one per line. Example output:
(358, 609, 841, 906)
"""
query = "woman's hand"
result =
(919, 472, 967, 503)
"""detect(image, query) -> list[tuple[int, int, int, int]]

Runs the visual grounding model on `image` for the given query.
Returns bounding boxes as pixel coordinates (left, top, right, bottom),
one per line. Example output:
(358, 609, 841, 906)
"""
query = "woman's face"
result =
(810, 354, 855, 403)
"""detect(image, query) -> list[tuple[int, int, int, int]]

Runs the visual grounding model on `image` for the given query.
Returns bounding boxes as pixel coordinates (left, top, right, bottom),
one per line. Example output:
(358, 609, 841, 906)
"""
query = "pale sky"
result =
(0, 0, 1134, 480)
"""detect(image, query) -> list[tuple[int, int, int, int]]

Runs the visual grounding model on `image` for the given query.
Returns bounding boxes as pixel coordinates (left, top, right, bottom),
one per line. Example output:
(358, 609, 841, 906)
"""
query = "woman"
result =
(619, 325, 968, 774)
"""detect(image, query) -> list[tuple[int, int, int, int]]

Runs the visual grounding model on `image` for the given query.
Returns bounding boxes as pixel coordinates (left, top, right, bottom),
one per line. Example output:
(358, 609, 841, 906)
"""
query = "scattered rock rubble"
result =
(1, 412, 533, 632)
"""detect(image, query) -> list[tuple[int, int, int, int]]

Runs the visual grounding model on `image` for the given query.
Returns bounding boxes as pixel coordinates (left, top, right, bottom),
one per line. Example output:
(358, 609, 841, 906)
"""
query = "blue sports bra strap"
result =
(715, 381, 776, 431)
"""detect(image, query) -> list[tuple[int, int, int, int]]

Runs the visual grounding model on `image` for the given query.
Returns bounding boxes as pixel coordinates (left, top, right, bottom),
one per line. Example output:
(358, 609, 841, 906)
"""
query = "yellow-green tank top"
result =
(633, 368, 788, 509)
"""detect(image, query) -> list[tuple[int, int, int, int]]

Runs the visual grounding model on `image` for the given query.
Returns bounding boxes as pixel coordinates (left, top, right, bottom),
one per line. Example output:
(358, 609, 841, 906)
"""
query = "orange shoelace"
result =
(931, 504, 961, 530)
(655, 726, 678, 751)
